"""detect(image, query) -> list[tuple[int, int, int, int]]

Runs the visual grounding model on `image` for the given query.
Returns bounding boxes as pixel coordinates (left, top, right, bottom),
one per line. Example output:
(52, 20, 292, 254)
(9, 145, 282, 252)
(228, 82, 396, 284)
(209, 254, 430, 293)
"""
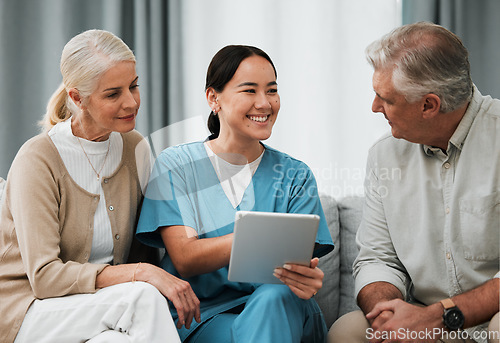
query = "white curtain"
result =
(0, 0, 169, 178)
(163, 0, 402, 197)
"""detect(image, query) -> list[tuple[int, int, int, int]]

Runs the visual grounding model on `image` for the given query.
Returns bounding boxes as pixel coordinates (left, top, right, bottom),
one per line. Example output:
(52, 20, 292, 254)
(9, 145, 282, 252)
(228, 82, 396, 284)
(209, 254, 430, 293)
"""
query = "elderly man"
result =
(329, 22, 499, 343)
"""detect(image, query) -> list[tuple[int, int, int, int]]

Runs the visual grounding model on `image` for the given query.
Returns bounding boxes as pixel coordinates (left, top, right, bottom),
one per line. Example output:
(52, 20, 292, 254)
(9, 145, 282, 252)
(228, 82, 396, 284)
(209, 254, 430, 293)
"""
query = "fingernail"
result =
(283, 264, 292, 270)
(273, 268, 281, 276)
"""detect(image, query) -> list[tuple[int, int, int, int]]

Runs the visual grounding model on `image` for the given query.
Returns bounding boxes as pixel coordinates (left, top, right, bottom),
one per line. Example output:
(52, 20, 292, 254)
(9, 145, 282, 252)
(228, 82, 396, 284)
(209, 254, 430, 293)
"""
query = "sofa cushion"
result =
(316, 194, 340, 328)
(337, 196, 363, 317)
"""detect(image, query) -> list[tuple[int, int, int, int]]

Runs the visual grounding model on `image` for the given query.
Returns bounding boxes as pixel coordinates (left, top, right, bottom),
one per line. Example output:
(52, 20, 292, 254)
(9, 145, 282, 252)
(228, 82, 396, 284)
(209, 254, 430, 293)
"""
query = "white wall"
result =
(165, 0, 402, 198)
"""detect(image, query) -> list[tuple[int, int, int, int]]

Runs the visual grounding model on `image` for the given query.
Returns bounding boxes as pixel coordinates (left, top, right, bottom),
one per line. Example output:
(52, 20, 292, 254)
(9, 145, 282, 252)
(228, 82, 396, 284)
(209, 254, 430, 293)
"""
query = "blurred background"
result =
(1, 0, 498, 197)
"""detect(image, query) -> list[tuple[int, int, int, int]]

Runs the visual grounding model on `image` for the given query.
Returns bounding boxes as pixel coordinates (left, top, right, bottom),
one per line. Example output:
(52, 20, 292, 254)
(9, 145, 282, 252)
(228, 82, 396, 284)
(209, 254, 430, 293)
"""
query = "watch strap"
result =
(440, 298, 456, 309)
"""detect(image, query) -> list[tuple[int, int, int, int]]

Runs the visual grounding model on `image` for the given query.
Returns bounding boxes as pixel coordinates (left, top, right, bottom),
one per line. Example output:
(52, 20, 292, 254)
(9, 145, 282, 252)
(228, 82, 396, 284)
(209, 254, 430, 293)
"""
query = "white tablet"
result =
(228, 211, 320, 284)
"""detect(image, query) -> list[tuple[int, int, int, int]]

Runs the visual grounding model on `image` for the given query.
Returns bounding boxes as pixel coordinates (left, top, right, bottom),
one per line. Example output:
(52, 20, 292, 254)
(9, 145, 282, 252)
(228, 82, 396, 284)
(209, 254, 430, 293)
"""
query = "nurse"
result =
(136, 45, 334, 342)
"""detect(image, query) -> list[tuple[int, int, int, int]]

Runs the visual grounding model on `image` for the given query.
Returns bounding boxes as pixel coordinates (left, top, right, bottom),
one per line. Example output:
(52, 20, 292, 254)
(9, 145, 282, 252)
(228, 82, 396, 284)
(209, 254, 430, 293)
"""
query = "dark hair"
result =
(205, 45, 277, 139)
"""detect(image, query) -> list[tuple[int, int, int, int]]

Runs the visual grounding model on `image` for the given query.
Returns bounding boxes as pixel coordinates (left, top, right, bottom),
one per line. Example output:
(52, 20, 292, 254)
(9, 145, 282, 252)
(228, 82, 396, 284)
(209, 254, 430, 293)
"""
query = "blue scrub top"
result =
(136, 141, 334, 340)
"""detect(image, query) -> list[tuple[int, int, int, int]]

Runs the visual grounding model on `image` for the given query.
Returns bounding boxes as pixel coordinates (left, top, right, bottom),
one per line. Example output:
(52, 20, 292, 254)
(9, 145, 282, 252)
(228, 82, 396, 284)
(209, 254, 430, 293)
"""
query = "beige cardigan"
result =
(0, 130, 148, 343)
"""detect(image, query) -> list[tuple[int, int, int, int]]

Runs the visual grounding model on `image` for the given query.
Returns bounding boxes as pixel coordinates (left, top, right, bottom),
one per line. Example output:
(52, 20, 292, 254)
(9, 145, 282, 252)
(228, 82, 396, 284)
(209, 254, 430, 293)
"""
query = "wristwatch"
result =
(440, 298, 465, 331)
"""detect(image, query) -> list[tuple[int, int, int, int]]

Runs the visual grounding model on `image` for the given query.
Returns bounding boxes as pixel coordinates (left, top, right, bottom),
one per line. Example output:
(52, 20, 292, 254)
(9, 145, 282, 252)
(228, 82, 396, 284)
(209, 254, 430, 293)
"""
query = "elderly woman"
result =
(0, 29, 199, 343)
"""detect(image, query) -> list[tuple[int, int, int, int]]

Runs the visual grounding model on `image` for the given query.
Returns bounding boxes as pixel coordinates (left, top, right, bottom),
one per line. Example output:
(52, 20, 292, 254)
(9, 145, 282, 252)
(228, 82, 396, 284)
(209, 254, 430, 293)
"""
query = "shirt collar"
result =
(423, 85, 482, 155)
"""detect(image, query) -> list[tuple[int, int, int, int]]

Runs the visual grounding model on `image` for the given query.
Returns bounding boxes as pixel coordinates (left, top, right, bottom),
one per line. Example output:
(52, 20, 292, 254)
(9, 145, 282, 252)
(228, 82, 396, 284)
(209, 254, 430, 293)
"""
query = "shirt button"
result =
(444, 162, 451, 169)
(446, 252, 451, 259)
(115, 234, 120, 240)
(445, 207, 450, 214)
(109, 205, 114, 211)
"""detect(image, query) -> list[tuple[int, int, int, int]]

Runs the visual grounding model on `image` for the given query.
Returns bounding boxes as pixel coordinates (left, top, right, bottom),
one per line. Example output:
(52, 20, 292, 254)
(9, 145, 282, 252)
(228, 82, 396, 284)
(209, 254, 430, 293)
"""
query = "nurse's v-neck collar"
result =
(203, 141, 265, 209)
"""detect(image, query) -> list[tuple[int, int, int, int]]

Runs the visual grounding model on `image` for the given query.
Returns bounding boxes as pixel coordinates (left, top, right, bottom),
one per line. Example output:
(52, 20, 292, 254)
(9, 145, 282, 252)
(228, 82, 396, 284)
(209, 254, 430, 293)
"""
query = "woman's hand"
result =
(135, 263, 201, 329)
(98, 263, 201, 329)
(273, 257, 323, 299)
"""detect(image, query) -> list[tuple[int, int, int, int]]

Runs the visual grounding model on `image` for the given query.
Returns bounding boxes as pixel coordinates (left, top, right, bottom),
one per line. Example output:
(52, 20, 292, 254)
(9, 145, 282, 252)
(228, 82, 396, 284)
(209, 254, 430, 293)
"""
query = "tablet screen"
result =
(228, 211, 319, 284)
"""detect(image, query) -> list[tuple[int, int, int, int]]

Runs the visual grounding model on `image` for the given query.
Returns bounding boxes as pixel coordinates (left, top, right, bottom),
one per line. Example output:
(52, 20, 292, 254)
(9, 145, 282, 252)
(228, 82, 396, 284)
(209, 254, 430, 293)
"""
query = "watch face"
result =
(445, 308, 465, 330)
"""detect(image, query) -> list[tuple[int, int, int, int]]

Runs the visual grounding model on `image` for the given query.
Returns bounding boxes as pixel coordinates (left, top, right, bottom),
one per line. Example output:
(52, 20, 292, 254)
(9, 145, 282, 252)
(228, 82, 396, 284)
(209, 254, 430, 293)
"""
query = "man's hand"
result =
(366, 299, 443, 343)
(357, 281, 404, 322)
(370, 309, 394, 332)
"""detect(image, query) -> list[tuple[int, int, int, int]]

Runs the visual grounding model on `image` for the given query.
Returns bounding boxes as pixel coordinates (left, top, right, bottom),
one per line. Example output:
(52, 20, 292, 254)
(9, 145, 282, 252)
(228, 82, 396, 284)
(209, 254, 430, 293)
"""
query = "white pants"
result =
(14, 282, 181, 343)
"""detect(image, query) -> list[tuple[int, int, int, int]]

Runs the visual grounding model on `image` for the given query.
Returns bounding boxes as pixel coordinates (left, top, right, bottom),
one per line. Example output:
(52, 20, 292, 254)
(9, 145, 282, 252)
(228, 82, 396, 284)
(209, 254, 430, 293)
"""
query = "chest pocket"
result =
(459, 191, 499, 261)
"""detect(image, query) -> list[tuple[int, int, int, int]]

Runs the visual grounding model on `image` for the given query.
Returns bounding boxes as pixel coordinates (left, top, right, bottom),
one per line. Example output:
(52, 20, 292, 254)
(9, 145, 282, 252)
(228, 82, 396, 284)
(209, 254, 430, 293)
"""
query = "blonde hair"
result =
(40, 29, 136, 131)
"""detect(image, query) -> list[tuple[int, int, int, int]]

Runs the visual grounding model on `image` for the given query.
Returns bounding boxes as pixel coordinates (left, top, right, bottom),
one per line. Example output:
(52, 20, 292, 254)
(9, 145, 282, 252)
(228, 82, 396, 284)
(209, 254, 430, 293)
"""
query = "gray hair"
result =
(40, 29, 136, 131)
(366, 22, 472, 113)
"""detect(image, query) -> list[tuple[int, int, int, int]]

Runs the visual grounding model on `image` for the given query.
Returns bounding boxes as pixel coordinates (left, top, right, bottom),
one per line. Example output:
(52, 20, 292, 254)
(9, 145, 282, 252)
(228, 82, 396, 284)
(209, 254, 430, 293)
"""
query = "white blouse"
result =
(49, 118, 151, 264)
